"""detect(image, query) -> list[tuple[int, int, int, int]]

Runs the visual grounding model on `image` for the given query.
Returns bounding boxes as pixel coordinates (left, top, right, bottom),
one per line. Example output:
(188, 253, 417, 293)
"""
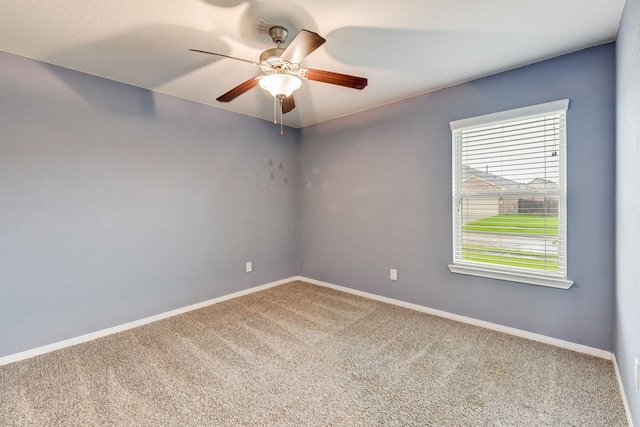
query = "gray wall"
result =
(299, 44, 616, 351)
(0, 41, 620, 364)
(0, 52, 299, 357)
(616, 0, 640, 422)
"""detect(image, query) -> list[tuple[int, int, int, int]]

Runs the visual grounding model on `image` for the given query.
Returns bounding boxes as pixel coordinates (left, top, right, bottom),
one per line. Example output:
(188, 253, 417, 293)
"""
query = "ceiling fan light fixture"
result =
(259, 73, 302, 98)
(191, 26, 366, 134)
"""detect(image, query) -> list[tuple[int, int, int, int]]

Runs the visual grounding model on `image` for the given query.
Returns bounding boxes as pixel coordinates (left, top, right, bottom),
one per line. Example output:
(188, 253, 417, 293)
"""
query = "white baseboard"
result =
(612, 353, 635, 427)
(0, 275, 613, 364)
(2, 275, 630, 423)
(0, 277, 296, 367)
(294, 276, 613, 360)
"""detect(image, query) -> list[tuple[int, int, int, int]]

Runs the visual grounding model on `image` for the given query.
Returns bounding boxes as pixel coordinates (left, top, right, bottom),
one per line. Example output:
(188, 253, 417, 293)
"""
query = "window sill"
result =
(448, 264, 574, 289)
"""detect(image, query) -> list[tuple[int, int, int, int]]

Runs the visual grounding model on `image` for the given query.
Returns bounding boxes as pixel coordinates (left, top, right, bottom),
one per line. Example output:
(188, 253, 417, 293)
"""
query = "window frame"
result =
(448, 100, 573, 289)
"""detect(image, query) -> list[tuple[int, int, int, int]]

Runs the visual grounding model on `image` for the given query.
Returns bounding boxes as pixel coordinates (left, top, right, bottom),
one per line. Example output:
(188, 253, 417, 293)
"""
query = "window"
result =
(448, 100, 573, 289)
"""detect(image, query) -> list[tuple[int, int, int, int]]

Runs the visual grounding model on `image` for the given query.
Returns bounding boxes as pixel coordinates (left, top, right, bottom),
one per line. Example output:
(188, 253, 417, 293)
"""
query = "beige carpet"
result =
(0, 281, 628, 426)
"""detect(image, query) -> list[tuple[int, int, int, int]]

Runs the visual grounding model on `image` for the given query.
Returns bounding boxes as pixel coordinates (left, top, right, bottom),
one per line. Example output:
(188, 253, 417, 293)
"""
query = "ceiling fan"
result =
(190, 26, 368, 134)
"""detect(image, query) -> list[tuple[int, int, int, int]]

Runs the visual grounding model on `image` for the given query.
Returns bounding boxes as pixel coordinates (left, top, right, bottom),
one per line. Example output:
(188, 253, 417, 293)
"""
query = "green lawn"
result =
(463, 214, 558, 235)
(462, 245, 559, 271)
(462, 214, 559, 271)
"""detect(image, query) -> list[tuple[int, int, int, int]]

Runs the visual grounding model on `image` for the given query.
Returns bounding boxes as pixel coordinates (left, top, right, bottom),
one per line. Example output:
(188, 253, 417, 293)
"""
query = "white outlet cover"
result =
(246, 262, 252, 273)
(390, 269, 398, 281)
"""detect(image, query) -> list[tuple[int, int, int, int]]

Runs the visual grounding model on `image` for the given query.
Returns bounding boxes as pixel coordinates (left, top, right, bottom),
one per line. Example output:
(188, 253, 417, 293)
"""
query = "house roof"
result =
(462, 165, 532, 190)
(528, 177, 559, 188)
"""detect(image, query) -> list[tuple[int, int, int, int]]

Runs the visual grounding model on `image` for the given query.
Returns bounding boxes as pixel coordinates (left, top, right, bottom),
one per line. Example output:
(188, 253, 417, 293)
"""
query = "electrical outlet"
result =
(635, 358, 639, 389)
(390, 268, 398, 281)
(246, 262, 252, 273)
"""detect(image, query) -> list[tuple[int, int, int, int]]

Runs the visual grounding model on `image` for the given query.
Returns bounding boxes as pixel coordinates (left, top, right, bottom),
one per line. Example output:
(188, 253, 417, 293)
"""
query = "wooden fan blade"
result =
(281, 95, 295, 114)
(300, 69, 368, 90)
(189, 49, 260, 67)
(281, 30, 326, 64)
(216, 77, 261, 102)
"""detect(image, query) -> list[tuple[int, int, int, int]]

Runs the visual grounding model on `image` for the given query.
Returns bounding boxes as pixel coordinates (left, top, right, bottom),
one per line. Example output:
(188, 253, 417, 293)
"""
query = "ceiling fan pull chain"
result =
(280, 97, 284, 136)
(273, 96, 277, 125)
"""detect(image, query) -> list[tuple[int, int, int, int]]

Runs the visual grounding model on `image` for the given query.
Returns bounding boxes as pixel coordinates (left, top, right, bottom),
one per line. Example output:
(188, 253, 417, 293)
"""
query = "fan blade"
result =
(281, 30, 326, 64)
(300, 69, 368, 90)
(216, 77, 261, 102)
(281, 95, 295, 114)
(189, 49, 260, 67)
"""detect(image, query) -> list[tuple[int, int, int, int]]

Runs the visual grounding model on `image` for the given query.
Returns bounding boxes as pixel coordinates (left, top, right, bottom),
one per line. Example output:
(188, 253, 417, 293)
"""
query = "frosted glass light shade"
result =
(259, 74, 302, 97)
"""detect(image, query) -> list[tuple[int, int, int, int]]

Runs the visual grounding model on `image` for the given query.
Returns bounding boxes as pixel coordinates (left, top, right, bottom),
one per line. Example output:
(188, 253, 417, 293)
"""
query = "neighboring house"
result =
(461, 165, 528, 223)
(460, 166, 557, 223)
(528, 177, 559, 189)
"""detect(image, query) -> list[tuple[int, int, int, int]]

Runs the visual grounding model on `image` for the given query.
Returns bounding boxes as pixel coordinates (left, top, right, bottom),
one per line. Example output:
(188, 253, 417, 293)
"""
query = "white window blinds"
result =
(449, 100, 572, 288)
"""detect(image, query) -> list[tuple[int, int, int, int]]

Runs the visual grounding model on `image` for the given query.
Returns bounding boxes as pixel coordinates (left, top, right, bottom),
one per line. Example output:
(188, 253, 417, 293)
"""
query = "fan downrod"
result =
(259, 26, 289, 66)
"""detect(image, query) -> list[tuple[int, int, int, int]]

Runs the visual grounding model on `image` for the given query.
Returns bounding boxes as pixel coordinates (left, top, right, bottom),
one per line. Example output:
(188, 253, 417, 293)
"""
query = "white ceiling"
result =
(0, 0, 626, 128)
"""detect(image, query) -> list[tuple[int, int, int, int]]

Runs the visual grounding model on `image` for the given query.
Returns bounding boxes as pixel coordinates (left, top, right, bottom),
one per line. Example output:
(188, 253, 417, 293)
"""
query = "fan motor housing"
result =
(259, 47, 286, 66)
